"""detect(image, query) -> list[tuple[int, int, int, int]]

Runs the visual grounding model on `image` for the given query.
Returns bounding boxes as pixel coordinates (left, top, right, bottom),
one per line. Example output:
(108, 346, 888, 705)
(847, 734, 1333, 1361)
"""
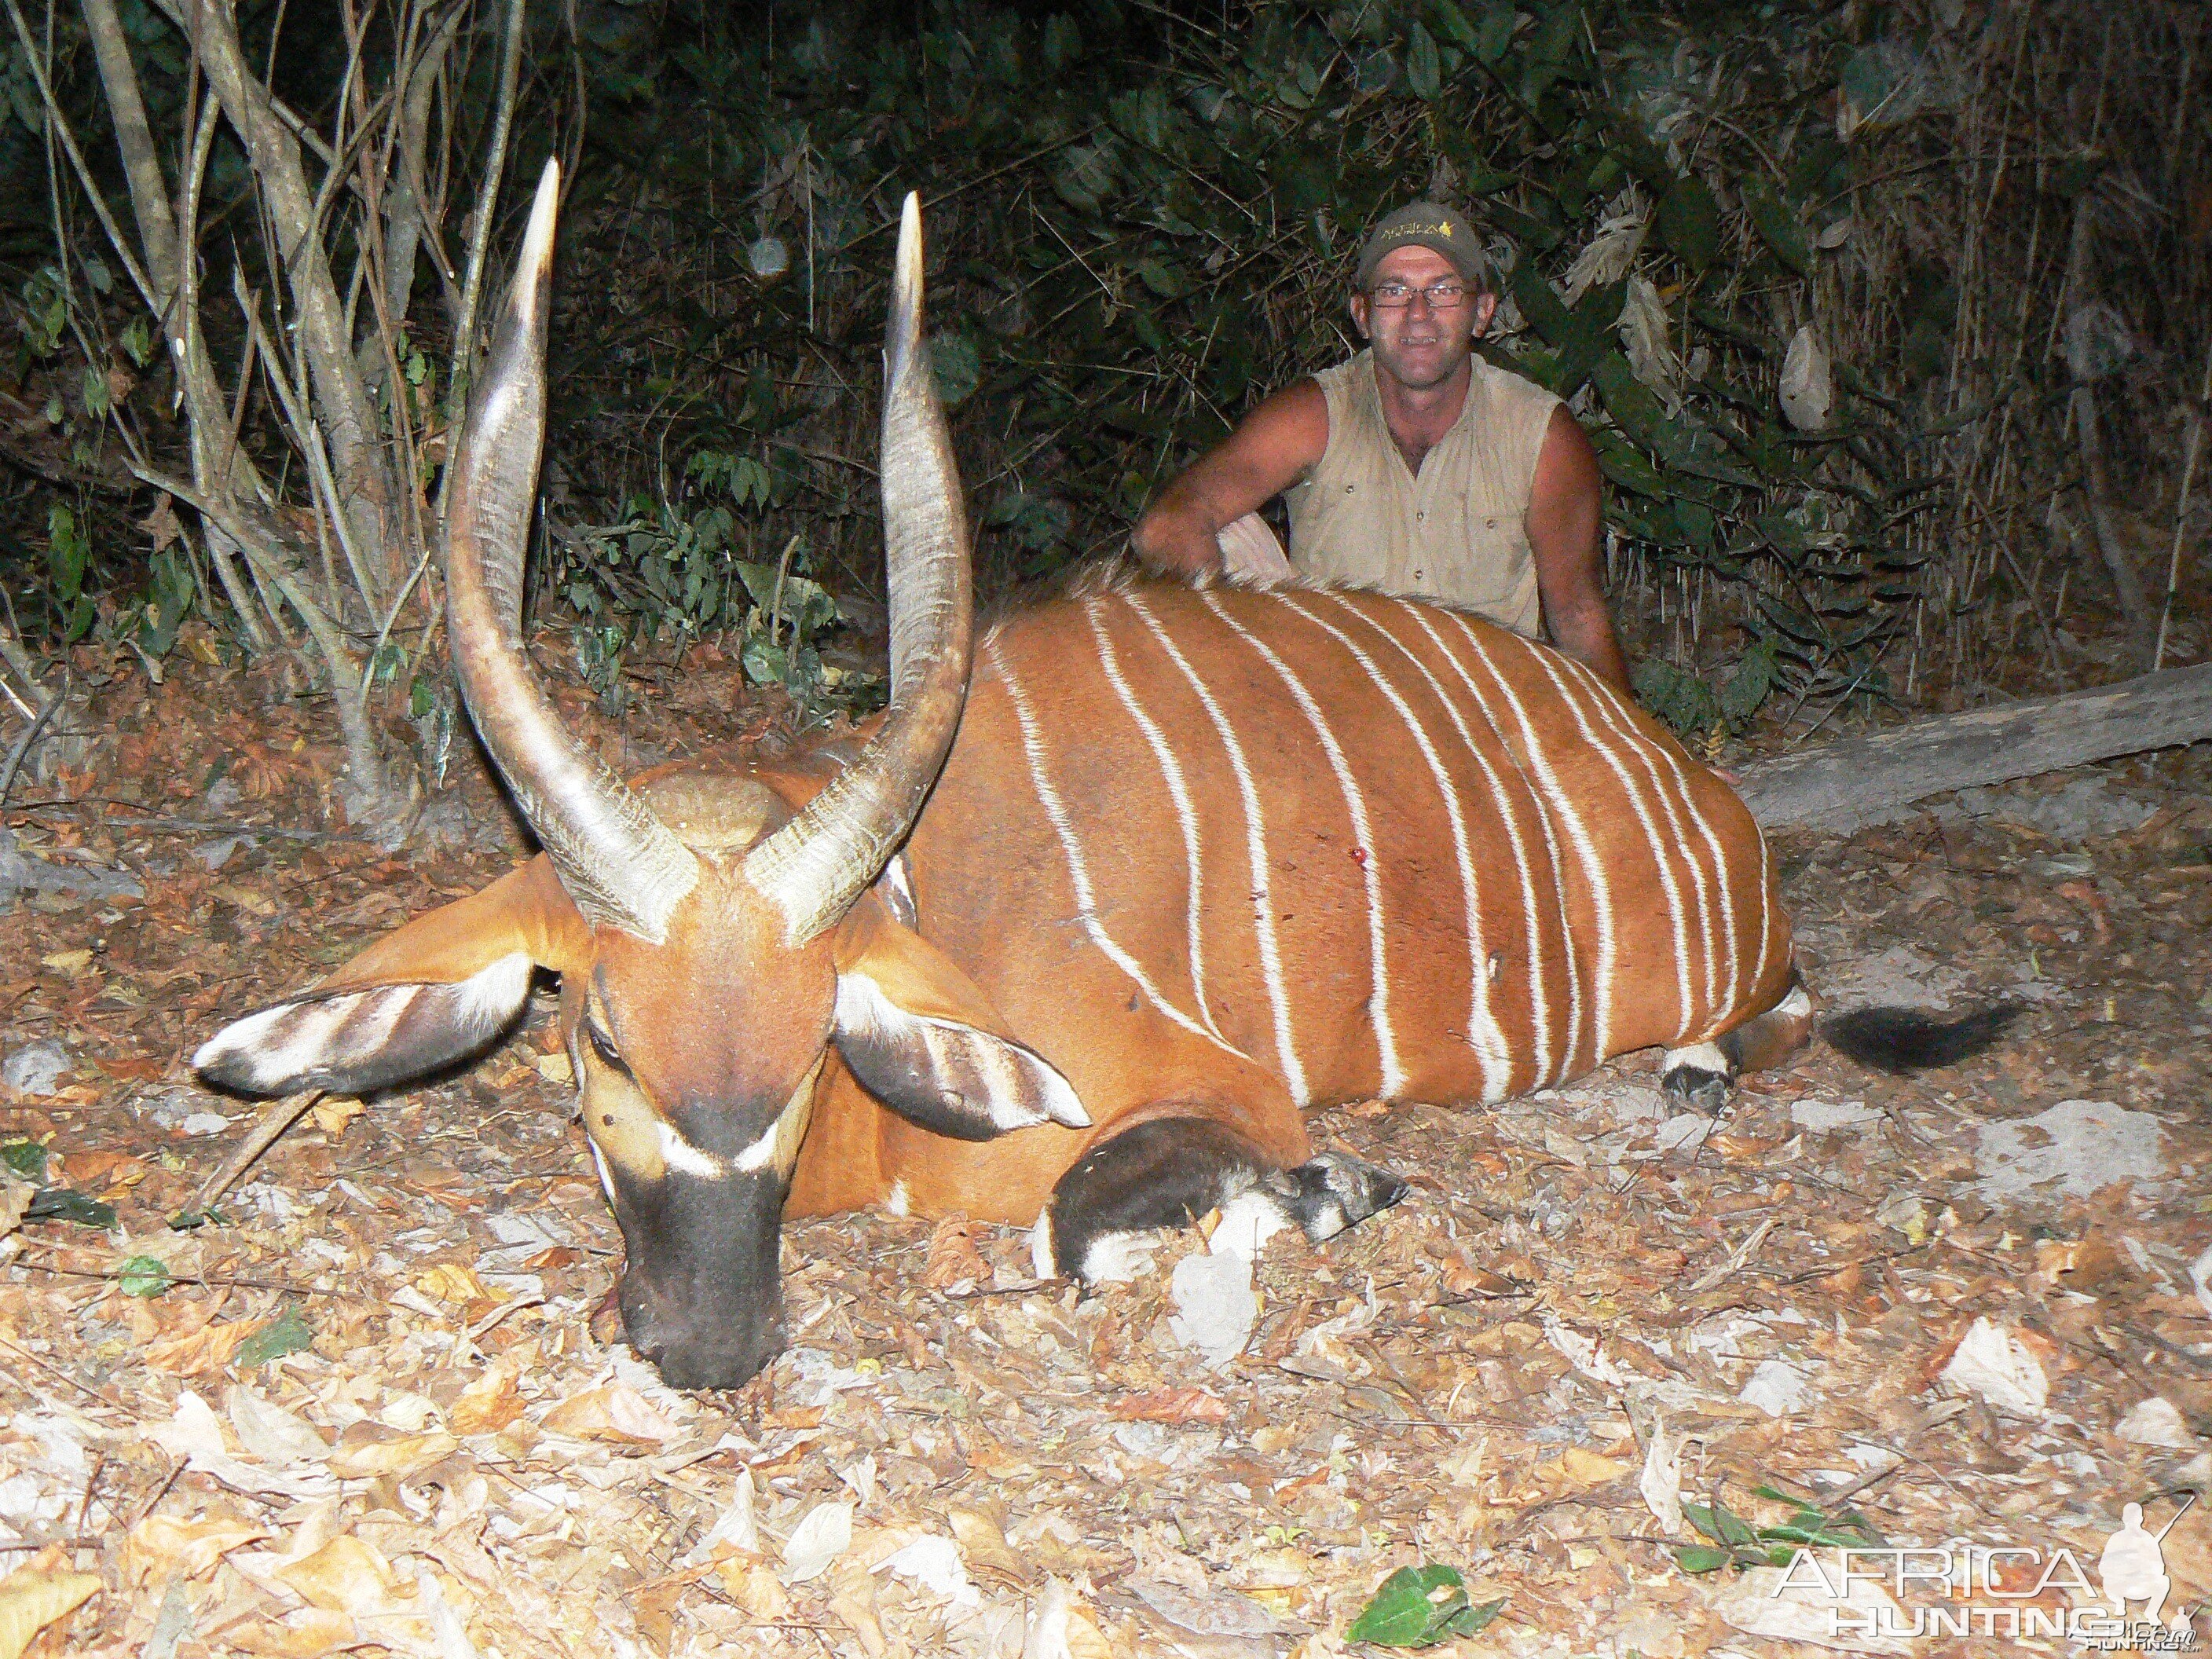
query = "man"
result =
(1133, 201, 1631, 694)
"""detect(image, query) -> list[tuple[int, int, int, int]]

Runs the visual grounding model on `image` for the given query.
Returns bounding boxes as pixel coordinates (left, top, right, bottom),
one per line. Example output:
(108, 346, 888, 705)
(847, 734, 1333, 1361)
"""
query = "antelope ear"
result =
(831, 900, 1090, 1139)
(195, 857, 590, 1097)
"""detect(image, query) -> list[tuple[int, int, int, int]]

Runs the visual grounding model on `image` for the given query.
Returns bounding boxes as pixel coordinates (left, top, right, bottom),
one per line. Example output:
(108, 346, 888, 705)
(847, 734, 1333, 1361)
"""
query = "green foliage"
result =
(46, 503, 94, 642)
(117, 1254, 174, 1298)
(554, 445, 880, 715)
(235, 1304, 316, 1366)
(0, 1140, 49, 1183)
(1673, 1488, 1885, 1575)
(1346, 1564, 1505, 1646)
(547, 0, 1965, 728)
(133, 546, 196, 661)
(24, 1187, 116, 1228)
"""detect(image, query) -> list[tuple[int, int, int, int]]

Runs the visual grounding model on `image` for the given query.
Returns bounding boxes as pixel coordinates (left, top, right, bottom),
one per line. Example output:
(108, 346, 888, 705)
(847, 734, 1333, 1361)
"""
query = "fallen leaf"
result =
(225, 1608, 357, 1657)
(948, 1507, 1030, 1589)
(324, 1422, 458, 1479)
(922, 1218, 990, 1289)
(541, 1382, 684, 1445)
(1108, 1387, 1232, 1425)
(1024, 1578, 1115, 1659)
(415, 1262, 493, 1304)
(780, 1500, 853, 1583)
(1638, 1419, 1685, 1536)
(274, 1534, 397, 1614)
(211, 883, 276, 917)
(449, 1365, 524, 1436)
(123, 1512, 268, 1584)
(719, 1559, 789, 1619)
(1937, 1317, 2049, 1417)
(308, 1097, 364, 1137)
(0, 1562, 100, 1658)
(225, 1384, 328, 1464)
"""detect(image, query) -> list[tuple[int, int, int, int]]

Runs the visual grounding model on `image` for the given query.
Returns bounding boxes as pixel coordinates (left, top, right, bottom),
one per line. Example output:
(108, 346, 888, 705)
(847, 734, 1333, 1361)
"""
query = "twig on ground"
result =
(193, 1090, 325, 1214)
(0, 668, 66, 812)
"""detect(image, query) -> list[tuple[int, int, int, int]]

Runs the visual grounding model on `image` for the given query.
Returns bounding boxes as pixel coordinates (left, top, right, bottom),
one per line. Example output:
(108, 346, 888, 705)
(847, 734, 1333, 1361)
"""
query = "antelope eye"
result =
(584, 1018, 626, 1074)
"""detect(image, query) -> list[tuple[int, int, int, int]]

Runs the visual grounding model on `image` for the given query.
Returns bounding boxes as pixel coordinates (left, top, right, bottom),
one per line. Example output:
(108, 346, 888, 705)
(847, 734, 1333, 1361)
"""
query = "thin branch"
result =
(0, 0, 159, 313)
(0, 665, 64, 811)
(449, 0, 528, 391)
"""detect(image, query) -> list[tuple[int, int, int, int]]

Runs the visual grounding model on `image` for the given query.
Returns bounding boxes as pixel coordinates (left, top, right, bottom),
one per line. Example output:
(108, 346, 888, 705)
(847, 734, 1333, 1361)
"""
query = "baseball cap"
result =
(1355, 202, 1494, 291)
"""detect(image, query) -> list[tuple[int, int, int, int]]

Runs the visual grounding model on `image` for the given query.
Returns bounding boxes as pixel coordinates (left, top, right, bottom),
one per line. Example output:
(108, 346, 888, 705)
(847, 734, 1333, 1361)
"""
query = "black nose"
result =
(618, 1279, 783, 1390)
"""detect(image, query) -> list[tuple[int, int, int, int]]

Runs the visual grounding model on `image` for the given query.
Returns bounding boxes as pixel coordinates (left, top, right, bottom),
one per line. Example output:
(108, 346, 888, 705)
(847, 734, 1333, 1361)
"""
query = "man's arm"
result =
(1132, 381, 1328, 577)
(1525, 405, 1632, 694)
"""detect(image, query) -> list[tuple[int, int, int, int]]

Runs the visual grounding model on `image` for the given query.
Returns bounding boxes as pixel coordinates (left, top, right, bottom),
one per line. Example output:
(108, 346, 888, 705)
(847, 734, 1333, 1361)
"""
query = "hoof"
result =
(1661, 1064, 1732, 1115)
(1273, 1151, 1410, 1242)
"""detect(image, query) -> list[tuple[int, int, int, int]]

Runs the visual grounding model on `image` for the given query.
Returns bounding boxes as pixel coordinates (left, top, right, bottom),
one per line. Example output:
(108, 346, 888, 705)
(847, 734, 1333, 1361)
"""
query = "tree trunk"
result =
(1734, 665, 2212, 832)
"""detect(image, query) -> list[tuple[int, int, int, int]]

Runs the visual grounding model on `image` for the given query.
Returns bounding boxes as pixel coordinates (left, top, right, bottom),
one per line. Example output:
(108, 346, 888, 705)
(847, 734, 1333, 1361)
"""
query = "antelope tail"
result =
(1823, 1003, 2023, 1075)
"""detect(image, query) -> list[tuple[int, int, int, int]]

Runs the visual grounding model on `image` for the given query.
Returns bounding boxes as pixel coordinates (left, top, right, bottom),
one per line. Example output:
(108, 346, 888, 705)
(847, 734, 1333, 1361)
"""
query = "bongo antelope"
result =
(196, 164, 2005, 1388)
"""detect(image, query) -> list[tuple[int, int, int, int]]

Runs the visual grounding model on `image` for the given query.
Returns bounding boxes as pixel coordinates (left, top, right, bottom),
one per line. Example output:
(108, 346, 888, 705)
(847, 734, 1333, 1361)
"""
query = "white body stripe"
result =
(986, 635, 1240, 1057)
(1325, 595, 1562, 1090)
(1568, 672, 1734, 1022)
(1517, 645, 1695, 1042)
(1431, 613, 1605, 1064)
(1204, 593, 1406, 1098)
(1122, 592, 1308, 1103)
(1283, 595, 1505, 1098)
(1083, 599, 1227, 1043)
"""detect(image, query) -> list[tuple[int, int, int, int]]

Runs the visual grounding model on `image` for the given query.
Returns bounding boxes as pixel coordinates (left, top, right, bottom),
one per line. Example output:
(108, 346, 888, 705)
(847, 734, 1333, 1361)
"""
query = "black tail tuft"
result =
(1823, 1003, 2023, 1075)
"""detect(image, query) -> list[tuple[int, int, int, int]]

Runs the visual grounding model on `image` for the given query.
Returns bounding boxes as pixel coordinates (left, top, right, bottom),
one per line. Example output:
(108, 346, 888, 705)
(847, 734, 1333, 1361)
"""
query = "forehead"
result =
(1371, 244, 1460, 287)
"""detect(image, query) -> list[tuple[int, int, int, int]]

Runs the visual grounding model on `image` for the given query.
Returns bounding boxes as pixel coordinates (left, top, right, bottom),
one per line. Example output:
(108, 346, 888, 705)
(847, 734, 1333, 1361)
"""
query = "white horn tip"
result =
(517, 159, 562, 321)
(888, 192, 925, 382)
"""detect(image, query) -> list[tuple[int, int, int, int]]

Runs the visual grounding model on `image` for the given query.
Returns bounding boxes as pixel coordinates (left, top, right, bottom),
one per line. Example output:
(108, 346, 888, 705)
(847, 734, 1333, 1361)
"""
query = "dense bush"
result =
(0, 0, 2203, 762)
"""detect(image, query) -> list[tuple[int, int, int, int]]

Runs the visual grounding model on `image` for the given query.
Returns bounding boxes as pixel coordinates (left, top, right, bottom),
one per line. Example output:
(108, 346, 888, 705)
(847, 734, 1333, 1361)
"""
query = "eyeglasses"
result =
(1368, 279, 1469, 309)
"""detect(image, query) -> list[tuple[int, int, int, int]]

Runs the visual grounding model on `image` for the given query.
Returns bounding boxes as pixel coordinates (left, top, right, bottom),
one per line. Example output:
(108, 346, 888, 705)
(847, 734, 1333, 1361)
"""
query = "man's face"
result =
(1350, 246, 1499, 393)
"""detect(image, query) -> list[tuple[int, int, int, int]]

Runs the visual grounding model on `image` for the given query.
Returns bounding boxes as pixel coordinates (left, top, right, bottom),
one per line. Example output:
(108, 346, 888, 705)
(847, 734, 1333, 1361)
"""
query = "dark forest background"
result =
(0, 0, 2203, 835)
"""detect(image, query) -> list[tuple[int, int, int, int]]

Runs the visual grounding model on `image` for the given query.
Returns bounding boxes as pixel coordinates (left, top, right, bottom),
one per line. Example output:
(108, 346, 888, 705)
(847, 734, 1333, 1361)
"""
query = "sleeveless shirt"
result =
(1284, 351, 1562, 637)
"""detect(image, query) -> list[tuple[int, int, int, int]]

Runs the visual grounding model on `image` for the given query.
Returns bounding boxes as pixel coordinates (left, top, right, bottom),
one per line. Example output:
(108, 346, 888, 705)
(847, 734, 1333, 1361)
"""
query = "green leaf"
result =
(1404, 21, 1441, 101)
(1743, 179, 1813, 277)
(929, 330, 981, 408)
(1346, 1564, 1480, 1647)
(1, 1141, 49, 1183)
(1674, 1545, 1733, 1574)
(1042, 13, 1082, 72)
(1448, 1597, 1507, 1636)
(1654, 177, 1719, 271)
(1430, 0, 1479, 51)
(119, 1254, 174, 1298)
(25, 1188, 116, 1229)
(1136, 257, 1185, 298)
(236, 1305, 316, 1367)
(1473, 2, 1517, 64)
(1719, 639, 1778, 727)
(1711, 1504, 1760, 1548)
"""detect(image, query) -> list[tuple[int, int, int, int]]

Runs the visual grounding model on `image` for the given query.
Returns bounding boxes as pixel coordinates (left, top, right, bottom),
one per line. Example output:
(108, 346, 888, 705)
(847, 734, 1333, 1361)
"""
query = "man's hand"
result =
(1132, 383, 1327, 577)
(1525, 405, 1632, 695)
(1215, 513, 1293, 584)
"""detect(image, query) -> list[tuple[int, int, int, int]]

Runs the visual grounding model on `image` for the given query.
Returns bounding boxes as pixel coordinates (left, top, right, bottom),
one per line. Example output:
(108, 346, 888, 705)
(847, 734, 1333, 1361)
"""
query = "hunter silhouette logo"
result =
(1774, 1490, 2201, 1647)
(2100, 1496, 2197, 1634)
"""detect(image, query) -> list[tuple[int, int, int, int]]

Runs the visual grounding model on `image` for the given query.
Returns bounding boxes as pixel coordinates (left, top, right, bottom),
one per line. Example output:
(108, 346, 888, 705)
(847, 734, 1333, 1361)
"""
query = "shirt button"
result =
(1345, 484, 1356, 494)
(1484, 517, 1497, 529)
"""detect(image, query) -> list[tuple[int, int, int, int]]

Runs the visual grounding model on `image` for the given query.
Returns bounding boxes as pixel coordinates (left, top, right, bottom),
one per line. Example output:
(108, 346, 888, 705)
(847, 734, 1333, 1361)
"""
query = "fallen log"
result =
(1734, 661, 2212, 832)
